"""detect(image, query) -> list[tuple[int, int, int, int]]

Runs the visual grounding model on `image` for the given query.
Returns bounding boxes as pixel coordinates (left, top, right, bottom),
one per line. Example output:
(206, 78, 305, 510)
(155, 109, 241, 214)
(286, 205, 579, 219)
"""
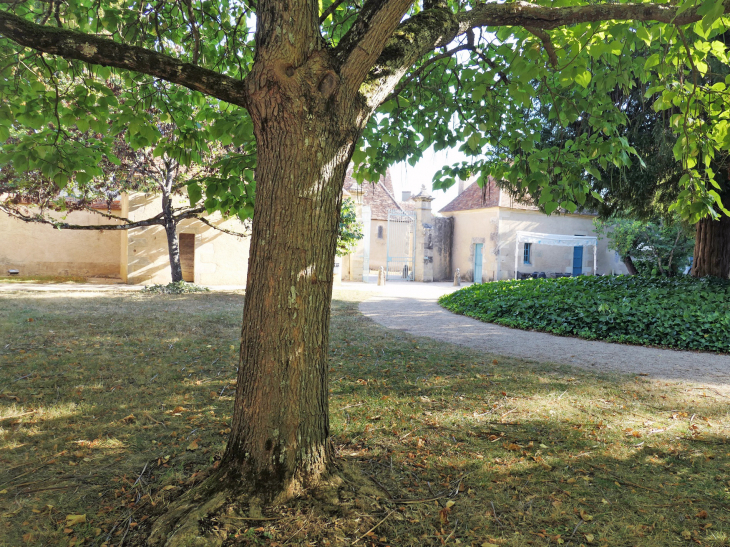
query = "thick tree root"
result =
(146, 463, 384, 547)
(148, 471, 237, 547)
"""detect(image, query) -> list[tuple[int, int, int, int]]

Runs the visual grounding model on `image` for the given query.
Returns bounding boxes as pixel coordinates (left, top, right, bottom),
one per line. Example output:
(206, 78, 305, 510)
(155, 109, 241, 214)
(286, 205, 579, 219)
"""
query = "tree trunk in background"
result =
(693, 187, 730, 278)
(693, 215, 730, 278)
(161, 194, 184, 283)
(220, 47, 358, 501)
(622, 255, 639, 275)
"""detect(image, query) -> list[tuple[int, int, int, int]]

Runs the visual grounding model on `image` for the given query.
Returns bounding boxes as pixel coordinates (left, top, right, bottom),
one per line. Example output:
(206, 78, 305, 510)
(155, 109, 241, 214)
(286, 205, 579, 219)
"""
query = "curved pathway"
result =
(355, 282, 730, 394)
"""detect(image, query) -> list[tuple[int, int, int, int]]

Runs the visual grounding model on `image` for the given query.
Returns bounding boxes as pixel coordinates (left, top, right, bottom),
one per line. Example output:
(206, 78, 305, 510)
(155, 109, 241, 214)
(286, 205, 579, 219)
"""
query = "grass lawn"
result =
(439, 276, 730, 353)
(0, 290, 729, 546)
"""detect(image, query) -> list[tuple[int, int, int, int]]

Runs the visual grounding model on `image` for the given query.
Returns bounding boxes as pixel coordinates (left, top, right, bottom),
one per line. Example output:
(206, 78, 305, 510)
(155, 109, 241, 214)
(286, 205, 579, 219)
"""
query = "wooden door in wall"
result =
(180, 233, 195, 282)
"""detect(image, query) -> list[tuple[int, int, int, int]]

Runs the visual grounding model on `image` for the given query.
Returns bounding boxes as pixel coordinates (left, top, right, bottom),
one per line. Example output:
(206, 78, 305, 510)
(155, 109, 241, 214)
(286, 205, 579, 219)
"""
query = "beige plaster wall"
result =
(443, 208, 500, 282)
(369, 219, 388, 269)
(124, 193, 251, 285)
(495, 209, 628, 280)
(0, 207, 122, 278)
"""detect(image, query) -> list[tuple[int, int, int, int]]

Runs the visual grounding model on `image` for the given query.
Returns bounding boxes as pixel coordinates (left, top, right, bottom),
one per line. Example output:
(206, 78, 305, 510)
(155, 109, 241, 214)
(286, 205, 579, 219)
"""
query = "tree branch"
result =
(360, 0, 730, 108)
(0, 204, 166, 230)
(0, 10, 249, 108)
(384, 42, 472, 104)
(320, 0, 350, 23)
(196, 215, 251, 237)
(525, 27, 558, 68)
(172, 206, 206, 220)
(255, 0, 319, 63)
(454, 1, 727, 33)
(335, 0, 415, 93)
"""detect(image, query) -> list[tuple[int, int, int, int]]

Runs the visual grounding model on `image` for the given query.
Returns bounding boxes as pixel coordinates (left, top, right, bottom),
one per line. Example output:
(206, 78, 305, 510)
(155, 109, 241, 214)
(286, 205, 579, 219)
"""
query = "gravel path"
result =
(356, 281, 730, 394)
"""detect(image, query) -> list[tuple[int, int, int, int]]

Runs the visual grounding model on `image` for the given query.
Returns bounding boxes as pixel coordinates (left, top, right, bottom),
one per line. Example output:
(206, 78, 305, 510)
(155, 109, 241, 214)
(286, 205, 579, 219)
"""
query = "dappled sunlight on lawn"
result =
(0, 290, 728, 546)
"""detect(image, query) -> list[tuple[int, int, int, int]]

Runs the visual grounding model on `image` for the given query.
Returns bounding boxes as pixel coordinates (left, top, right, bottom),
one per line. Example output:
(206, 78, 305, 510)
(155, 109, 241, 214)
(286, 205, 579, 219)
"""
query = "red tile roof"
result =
(439, 176, 501, 213)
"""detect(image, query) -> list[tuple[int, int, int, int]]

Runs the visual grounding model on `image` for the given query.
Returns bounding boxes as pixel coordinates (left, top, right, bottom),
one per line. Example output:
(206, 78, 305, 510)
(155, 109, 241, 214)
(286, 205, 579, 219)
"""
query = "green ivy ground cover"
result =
(439, 276, 730, 353)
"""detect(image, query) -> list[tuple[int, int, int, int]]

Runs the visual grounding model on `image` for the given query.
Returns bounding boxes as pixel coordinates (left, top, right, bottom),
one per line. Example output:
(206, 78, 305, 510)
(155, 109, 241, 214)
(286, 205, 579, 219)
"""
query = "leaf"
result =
(121, 414, 136, 423)
(575, 70, 592, 88)
(66, 514, 86, 526)
(438, 506, 450, 525)
(696, 510, 708, 519)
(644, 53, 661, 70)
(187, 440, 199, 451)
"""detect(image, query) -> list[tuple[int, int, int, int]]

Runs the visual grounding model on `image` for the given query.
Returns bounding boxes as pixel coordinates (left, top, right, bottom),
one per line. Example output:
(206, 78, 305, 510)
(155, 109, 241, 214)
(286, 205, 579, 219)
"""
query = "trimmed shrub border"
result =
(438, 275, 730, 353)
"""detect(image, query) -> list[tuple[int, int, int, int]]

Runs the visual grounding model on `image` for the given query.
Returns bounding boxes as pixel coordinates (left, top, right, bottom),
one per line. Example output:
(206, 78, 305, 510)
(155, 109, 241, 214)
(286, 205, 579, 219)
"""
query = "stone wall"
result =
(432, 216, 453, 281)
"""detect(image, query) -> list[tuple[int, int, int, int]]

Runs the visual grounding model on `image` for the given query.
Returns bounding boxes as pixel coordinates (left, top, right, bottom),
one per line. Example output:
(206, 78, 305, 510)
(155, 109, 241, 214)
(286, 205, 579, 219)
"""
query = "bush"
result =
(438, 276, 730, 353)
(141, 281, 210, 294)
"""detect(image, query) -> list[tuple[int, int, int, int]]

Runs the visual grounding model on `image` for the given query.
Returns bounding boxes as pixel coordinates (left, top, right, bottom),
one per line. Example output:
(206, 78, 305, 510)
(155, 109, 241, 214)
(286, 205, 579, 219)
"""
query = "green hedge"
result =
(438, 276, 730, 353)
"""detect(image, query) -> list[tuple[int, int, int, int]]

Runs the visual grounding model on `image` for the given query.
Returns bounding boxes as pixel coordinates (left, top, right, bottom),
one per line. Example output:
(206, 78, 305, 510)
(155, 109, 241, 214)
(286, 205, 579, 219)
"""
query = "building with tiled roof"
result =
(342, 169, 415, 272)
(438, 176, 628, 282)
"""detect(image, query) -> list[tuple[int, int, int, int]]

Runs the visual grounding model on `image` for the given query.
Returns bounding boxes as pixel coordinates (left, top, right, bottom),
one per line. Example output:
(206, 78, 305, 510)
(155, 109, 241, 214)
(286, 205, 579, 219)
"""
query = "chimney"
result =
(402, 190, 411, 201)
(457, 178, 465, 196)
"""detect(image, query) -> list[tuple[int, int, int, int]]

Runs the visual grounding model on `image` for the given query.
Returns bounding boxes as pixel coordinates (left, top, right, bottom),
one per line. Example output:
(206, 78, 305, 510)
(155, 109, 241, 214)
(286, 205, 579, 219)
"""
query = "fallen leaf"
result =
(585, 533, 594, 544)
(66, 514, 86, 526)
(187, 440, 199, 451)
(445, 500, 455, 508)
(439, 506, 450, 525)
(696, 510, 708, 519)
(120, 414, 135, 424)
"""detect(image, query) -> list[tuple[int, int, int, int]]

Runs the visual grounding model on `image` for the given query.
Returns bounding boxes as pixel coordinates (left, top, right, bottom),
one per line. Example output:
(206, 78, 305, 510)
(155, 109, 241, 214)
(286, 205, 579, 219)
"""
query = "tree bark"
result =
(159, 191, 184, 283)
(622, 255, 639, 275)
(693, 214, 730, 278)
(219, 46, 359, 501)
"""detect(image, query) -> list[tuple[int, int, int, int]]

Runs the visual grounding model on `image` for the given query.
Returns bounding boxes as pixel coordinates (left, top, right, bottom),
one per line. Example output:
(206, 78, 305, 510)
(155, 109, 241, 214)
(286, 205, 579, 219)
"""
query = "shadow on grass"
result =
(0, 291, 727, 546)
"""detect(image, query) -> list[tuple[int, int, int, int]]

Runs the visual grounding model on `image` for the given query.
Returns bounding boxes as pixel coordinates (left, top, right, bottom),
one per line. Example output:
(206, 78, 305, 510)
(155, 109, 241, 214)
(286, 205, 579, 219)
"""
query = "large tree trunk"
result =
(693, 214, 730, 278)
(161, 194, 184, 283)
(693, 187, 730, 278)
(220, 49, 359, 500)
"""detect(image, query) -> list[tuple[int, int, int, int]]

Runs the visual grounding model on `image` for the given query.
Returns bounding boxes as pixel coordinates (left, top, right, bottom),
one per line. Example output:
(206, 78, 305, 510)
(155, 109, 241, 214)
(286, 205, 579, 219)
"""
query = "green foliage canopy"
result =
(336, 197, 364, 256)
(1, 0, 730, 223)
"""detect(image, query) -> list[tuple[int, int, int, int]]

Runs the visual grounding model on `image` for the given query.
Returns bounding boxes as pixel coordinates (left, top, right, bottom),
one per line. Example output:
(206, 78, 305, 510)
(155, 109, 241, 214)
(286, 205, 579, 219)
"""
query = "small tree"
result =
(594, 217, 695, 277)
(1, 132, 255, 283)
(336, 197, 363, 256)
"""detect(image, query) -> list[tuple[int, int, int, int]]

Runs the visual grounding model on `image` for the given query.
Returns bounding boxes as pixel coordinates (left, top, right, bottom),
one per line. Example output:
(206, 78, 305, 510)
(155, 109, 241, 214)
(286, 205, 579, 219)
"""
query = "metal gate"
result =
(386, 210, 416, 281)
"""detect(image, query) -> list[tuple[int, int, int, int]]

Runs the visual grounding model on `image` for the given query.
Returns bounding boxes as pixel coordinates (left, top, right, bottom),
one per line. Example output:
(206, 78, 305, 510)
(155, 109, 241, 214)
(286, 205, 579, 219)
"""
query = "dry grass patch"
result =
(0, 289, 729, 546)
